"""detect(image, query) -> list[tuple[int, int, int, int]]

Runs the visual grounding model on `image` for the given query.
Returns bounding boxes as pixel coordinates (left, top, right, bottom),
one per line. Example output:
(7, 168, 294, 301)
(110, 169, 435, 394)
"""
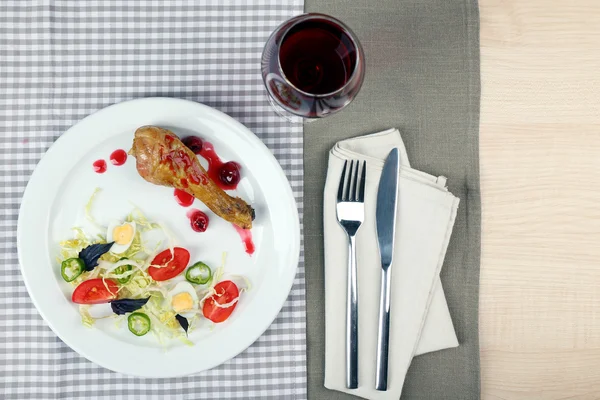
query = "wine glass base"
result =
(265, 94, 317, 125)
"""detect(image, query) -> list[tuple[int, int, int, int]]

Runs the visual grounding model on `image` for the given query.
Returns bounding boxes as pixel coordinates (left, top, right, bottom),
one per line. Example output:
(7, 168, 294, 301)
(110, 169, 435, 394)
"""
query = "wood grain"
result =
(480, 0, 600, 399)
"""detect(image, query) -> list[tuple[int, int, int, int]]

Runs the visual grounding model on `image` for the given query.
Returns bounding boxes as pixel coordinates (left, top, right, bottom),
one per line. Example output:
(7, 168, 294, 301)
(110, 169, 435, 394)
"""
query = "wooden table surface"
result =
(479, 1, 600, 398)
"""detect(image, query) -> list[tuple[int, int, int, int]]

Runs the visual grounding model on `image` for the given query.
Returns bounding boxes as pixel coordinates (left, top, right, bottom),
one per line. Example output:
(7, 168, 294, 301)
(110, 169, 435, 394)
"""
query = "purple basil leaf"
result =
(79, 242, 114, 271)
(175, 314, 189, 335)
(110, 298, 150, 315)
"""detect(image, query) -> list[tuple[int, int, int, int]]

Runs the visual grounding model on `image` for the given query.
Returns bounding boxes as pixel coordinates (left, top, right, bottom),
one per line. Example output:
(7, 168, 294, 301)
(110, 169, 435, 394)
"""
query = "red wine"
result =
(262, 14, 365, 119)
(279, 20, 357, 95)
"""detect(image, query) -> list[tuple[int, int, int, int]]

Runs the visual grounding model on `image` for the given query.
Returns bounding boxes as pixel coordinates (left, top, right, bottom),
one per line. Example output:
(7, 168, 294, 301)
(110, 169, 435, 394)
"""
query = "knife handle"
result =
(375, 267, 392, 391)
(346, 234, 359, 389)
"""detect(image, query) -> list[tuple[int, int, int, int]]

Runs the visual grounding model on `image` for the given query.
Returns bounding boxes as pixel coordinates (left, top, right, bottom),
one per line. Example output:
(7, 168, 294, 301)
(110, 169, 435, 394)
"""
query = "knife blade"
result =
(375, 148, 399, 391)
(376, 148, 399, 269)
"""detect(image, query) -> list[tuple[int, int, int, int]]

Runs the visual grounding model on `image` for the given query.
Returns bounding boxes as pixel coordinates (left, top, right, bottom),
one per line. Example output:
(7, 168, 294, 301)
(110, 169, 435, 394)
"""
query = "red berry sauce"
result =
(109, 149, 128, 166)
(219, 161, 241, 187)
(174, 189, 194, 207)
(182, 136, 203, 155)
(93, 159, 107, 173)
(160, 138, 208, 187)
(233, 224, 255, 255)
(200, 142, 241, 190)
(182, 136, 242, 190)
(187, 209, 209, 232)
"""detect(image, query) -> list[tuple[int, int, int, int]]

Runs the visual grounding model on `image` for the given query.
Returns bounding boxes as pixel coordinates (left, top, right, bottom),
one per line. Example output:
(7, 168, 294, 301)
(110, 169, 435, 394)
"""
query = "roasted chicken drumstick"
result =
(130, 126, 254, 229)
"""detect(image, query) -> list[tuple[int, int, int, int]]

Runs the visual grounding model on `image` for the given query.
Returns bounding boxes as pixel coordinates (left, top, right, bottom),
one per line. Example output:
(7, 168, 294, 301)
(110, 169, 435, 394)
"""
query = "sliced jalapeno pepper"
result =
(114, 258, 134, 284)
(185, 262, 212, 285)
(61, 258, 85, 282)
(128, 312, 151, 336)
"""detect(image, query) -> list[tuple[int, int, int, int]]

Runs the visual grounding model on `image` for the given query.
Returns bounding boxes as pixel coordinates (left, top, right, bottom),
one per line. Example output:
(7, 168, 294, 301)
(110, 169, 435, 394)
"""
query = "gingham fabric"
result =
(0, 1, 306, 399)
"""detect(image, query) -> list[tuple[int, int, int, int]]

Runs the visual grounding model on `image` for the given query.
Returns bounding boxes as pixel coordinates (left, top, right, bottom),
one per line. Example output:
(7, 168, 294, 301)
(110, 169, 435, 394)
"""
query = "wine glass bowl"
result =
(261, 13, 365, 120)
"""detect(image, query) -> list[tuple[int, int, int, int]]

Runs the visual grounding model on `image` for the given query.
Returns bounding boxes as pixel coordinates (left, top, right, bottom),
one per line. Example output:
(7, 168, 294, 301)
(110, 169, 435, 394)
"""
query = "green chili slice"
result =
(61, 258, 85, 282)
(185, 262, 212, 285)
(127, 312, 151, 336)
(114, 258, 134, 284)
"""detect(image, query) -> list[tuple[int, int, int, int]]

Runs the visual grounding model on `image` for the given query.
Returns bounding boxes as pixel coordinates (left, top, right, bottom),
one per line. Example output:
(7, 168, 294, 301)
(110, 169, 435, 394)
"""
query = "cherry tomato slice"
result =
(202, 280, 239, 323)
(71, 278, 119, 304)
(147, 247, 190, 281)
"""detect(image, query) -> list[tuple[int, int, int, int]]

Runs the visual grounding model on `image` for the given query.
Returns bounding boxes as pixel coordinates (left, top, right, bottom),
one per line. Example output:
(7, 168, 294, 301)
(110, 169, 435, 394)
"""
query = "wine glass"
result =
(261, 13, 365, 122)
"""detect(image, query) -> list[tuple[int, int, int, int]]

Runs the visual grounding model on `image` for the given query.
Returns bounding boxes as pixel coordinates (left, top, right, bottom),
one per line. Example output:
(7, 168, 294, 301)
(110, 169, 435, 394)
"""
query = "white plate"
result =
(17, 98, 300, 377)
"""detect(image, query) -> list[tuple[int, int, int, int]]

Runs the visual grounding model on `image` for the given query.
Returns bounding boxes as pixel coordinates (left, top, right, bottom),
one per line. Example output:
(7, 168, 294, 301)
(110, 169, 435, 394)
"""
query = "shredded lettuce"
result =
(79, 305, 95, 328)
(125, 207, 161, 232)
(121, 273, 165, 298)
(143, 293, 192, 348)
(85, 188, 106, 231)
(178, 337, 195, 347)
(99, 258, 143, 275)
(212, 297, 239, 309)
(114, 315, 125, 329)
(58, 229, 92, 260)
(63, 195, 250, 348)
(228, 274, 252, 292)
(155, 222, 178, 263)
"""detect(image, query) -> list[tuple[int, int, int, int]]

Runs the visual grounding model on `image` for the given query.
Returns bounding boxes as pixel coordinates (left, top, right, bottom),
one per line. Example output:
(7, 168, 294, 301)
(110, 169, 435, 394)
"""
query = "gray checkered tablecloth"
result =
(0, 1, 306, 399)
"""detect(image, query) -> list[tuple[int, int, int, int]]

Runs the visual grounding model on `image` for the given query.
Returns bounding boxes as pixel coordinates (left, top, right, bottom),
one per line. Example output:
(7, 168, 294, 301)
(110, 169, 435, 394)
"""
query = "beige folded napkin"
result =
(323, 129, 460, 399)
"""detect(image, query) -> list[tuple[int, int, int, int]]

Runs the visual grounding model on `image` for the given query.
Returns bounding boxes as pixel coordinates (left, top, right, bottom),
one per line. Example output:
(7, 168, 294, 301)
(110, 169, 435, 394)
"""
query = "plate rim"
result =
(17, 97, 301, 377)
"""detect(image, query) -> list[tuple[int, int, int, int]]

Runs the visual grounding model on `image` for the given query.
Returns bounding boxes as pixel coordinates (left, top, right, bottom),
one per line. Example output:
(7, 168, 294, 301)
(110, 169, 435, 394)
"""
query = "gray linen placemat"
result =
(0, 1, 307, 399)
(303, 1, 481, 399)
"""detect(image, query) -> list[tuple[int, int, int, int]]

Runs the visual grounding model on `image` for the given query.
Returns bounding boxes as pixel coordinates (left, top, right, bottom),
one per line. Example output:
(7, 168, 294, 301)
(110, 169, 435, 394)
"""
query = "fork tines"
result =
(337, 160, 367, 203)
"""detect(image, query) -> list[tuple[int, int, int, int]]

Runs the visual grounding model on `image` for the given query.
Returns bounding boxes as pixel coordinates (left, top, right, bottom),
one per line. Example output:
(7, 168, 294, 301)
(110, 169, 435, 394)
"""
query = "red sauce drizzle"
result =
(199, 141, 240, 190)
(109, 149, 128, 166)
(189, 174, 200, 185)
(233, 224, 255, 255)
(174, 189, 194, 207)
(187, 209, 209, 232)
(93, 159, 107, 173)
(159, 143, 208, 187)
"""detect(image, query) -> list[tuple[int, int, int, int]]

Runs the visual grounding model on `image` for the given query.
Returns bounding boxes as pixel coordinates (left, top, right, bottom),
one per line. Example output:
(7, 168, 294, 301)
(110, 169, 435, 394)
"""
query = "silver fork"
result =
(336, 159, 366, 389)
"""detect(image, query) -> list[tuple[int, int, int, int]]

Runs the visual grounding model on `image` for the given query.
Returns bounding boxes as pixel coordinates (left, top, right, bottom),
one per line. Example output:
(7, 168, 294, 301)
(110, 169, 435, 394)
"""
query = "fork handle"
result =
(375, 267, 392, 391)
(346, 234, 359, 389)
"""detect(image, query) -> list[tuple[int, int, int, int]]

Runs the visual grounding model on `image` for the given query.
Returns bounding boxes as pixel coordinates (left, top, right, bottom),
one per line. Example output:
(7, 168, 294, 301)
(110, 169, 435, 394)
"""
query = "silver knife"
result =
(375, 148, 400, 391)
